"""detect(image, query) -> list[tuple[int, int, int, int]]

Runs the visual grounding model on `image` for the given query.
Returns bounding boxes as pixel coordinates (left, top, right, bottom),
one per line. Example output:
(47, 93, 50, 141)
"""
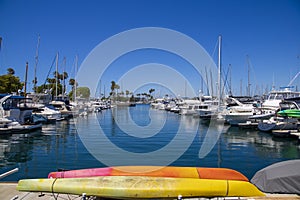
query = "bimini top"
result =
(251, 159, 300, 194)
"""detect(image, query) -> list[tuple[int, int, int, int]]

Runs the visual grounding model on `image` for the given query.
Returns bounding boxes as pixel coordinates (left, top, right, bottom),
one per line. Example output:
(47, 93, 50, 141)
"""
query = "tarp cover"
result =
(251, 159, 300, 194)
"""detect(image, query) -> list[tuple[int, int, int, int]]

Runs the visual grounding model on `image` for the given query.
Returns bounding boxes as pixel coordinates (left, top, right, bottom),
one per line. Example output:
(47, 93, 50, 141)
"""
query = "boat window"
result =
(2, 99, 18, 110)
(275, 94, 283, 100)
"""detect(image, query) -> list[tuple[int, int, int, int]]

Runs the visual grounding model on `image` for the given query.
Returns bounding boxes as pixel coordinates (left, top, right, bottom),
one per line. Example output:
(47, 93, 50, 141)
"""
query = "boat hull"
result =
(17, 176, 264, 198)
(48, 166, 248, 181)
(258, 121, 298, 132)
(225, 114, 254, 126)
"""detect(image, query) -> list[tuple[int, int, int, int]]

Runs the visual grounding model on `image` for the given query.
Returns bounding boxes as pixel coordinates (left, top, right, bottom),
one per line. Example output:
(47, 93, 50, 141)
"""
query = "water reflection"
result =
(0, 130, 42, 167)
(224, 126, 300, 159)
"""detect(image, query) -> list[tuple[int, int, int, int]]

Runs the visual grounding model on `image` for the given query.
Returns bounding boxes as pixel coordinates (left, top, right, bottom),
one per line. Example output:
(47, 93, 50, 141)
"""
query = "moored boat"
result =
(251, 159, 300, 195)
(0, 94, 42, 134)
(258, 116, 299, 132)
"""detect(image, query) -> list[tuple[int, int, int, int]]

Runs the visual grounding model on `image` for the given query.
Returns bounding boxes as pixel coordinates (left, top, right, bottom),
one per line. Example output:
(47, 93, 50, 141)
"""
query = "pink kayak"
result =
(48, 166, 249, 181)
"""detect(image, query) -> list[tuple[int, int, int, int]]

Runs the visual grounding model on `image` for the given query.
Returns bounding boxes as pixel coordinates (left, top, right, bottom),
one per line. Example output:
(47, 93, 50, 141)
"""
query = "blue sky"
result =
(0, 0, 300, 97)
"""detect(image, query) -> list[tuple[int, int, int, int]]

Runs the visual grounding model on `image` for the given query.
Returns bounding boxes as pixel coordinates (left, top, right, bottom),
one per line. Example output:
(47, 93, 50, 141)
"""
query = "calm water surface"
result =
(0, 104, 299, 181)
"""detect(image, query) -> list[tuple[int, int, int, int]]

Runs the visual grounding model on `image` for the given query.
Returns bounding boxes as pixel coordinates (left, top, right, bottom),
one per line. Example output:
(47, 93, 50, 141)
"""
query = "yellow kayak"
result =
(17, 176, 264, 198)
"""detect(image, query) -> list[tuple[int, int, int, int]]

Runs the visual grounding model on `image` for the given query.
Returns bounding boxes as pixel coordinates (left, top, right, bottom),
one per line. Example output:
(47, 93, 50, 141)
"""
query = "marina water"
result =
(0, 104, 299, 181)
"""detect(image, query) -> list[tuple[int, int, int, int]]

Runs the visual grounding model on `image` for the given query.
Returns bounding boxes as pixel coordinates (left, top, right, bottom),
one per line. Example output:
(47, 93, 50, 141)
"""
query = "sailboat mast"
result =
(217, 35, 222, 109)
(99, 79, 102, 99)
(229, 64, 232, 96)
(62, 57, 66, 99)
(74, 55, 78, 103)
(55, 52, 59, 99)
(24, 62, 28, 97)
(246, 55, 251, 96)
(33, 34, 40, 93)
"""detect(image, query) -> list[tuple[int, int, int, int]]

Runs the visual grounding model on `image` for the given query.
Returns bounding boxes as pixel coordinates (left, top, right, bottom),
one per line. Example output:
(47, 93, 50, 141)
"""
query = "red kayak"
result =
(48, 166, 249, 181)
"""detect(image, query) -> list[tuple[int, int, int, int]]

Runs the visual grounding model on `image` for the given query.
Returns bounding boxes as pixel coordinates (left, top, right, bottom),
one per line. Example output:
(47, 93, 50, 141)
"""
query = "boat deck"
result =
(0, 182, 299, 200)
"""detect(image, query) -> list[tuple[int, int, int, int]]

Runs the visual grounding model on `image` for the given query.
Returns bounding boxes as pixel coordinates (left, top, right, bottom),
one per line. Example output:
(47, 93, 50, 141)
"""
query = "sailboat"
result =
(196, 35, 225, 120)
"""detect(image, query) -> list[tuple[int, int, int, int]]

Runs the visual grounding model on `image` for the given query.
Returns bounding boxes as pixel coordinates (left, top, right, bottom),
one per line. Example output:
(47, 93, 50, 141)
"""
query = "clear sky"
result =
(0, 0, 300, 97)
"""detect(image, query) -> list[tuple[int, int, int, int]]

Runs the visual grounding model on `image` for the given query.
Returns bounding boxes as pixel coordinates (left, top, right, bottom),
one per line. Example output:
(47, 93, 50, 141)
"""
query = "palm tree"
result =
(68, 78, 76, 101)
(110, 81, 120, 99)
(149, 88, 155, 94)
(7, 68, 15, 75)
(62, 71, 68, 95)
(110, 81, 116, 95)
(149, 88, 155, 99)
(69, 78, 75, 88)
(126, 90, 130, 97)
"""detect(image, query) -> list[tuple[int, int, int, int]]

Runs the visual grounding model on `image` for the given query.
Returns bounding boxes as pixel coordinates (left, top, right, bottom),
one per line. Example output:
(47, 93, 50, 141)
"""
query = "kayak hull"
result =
(17, 176, 264, 198)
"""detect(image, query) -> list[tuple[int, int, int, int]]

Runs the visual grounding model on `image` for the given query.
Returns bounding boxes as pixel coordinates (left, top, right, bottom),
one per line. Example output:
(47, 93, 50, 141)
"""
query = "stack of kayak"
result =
(277, 109, 300, 118)
(17, 166, 264, 199)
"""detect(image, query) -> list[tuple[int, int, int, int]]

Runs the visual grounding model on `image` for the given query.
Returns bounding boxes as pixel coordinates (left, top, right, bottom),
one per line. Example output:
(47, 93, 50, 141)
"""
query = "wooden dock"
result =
(0, 182, 84, 200)
(0, 182, 299, 200)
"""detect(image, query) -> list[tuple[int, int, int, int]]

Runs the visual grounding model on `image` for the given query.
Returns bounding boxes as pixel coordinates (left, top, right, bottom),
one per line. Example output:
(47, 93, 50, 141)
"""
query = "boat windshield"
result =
(268, 91, 300, 100)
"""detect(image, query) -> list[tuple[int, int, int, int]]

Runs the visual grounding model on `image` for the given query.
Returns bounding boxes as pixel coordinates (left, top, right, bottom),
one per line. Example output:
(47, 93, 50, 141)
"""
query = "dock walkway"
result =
(0, 183, 84, 200)
(0, 182, 299, 200)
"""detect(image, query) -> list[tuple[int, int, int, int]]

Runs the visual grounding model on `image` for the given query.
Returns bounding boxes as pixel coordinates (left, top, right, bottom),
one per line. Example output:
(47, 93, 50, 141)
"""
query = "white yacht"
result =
(262, 87, 300, 113)
(195, 96, 219, 118)
(150, 98, 166, 110)
(32, 105, 63, 122)
(49, 100, 74, 119)
(179, 99, 201, 115)
(0, 94, 42, 134)
(223, 97, 259, 126)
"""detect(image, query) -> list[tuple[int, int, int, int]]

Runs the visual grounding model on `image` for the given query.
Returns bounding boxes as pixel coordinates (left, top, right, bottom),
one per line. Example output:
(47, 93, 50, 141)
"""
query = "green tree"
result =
(0, 69, 23, 93)
(129, 94, 135, 102)
(47, 78, 56, 84)
(76, 87, 90, 99)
